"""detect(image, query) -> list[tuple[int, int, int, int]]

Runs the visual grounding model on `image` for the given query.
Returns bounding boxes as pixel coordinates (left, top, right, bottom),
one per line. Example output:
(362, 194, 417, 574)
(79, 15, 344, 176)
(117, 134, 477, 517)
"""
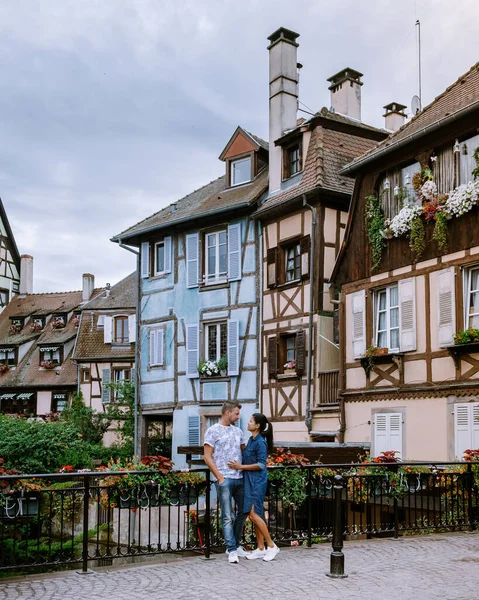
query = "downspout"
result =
(302, 195, 316, 434)
(118, 240, 141, 457)
(257, 220, 263, 412)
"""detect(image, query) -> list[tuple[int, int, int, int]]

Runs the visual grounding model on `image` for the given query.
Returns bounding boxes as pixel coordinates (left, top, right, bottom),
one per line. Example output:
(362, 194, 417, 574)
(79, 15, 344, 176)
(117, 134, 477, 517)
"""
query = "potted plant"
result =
(51, 318, 65, 330)
(30, 322, 43, 333)
(40, 360, 56, 369)
(72, 316, 81, 328)
(283, 359, 296, 375)
(217, 355, 228, 377)
(9, 323, 21, 335)
(197, 360, 220, 378)
(0, 364, 9, 374)
(360, 346, 388, 377)
(454, 328, 479, 345)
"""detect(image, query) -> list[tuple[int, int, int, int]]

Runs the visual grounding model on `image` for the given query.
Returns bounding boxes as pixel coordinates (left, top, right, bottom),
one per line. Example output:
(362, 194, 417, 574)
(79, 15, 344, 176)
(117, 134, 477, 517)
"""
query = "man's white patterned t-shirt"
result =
(204, 423, 244, 480)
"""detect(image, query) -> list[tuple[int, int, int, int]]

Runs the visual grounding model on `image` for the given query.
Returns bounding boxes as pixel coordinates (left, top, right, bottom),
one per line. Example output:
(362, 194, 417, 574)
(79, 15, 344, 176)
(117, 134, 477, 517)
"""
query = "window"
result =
(460, 134, 479, 184)
(0, 288, 9, 308)
(454, 403, 479, 458)
(400, 162, 421, 206)
(0, 392, 35, 416)
(39, 346, 62, 366)
(373, 413, 402, 458)
(51, 393, 68, 412)
(283, 143, 302, 179)
(464, 265, 479, 328)
(51, 315, 66, 329)
(112, 368, 131, 400)
(31, 317, 44, 331)
(146, 417, 173, 457)
(205, 322, 227, 362)
(113, 316, 129, 343)
(268, 330, 305, 378)
(374, 285, 400, 351)
(205, 230, 227, 284)
(10, 318, 23, 330)
(230, 156, 251, 186)
(285, 242, 301, 282)
(97, 315, 105, 328)
(81, 368, 90, 383)
(155, 241, 165, 274)
(0, 347, 16, 367)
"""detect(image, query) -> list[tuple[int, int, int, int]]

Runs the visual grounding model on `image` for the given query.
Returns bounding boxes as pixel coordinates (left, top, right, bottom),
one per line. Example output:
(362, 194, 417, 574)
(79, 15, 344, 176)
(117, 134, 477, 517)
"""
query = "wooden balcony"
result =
(316, 369, 339, 406)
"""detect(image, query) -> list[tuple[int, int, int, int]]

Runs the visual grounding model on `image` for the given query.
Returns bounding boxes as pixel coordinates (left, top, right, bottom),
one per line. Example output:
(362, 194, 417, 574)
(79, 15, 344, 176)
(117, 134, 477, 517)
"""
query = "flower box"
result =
(283, 368, 296, 375)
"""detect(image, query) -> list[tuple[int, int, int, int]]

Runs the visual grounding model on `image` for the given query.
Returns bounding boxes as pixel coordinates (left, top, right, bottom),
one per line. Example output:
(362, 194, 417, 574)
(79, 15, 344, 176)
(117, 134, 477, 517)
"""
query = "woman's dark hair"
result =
(252, 413, 274, 453)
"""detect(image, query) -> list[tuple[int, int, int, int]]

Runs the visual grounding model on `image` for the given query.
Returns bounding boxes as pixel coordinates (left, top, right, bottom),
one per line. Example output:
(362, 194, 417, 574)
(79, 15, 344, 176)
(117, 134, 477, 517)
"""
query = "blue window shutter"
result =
(164, 236, 172, 274)
(227, 319, 239, 376)
(186, 324, 199, 378)
(101, 369, 111, 404)
(141, 242, 150, 279)
(227, 222, 241, 281)
(186, 233, 199, 288)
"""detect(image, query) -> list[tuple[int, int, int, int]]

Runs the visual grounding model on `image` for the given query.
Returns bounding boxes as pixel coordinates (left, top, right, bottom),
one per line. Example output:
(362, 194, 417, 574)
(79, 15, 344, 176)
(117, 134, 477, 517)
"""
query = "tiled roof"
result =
(244, 131, 269, 151)
(73, 312, 135, 361)
(113, 169, 268, 242)
(344, 62, 479, 172)
(84, 272, 136, 310)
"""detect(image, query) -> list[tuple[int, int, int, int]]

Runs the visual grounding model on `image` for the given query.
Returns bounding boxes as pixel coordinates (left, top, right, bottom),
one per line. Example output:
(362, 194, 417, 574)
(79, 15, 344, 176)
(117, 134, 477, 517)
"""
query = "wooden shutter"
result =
(188, 415, 201, 459)
(436, 267, 456, 346)
(101, 369, 111, 404)
(227, 222, 241, 281)
(388, 414, 403, 458)
(186, 233, 199, 288)
(399, 278, 416, 352)
(267, 247, 278, 288)
(296, 329, 306, 376)
(149, 329, 164, 367)
(374, 414, 388, 457)
(103, 316, 112, 344)
(141, 242, 150, 278)
(300, 235, 310, 280)
(227, 319, 239, 376)
(128, 314, 136, 344)
(351, 290, 366, 358)
(473, 404, 479, 449)
(164, 236, 172, 274)
(454, 404, 471, 458)
(186, 324, 199, 378)
(374, 413, 402, 457)
(268, 336, 278, 378)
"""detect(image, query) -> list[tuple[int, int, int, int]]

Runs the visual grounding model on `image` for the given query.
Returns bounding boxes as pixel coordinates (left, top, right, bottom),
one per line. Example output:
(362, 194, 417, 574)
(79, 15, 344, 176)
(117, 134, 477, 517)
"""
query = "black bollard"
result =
(326, 474, 348, 578)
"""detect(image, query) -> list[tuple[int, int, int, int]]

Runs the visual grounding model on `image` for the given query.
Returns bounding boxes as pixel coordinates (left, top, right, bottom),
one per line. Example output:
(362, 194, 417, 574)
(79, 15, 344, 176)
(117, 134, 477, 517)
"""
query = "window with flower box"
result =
(267, 235, 310, 288)
(374, 285, 400, 352)
(205, 322, 228, 363)
(464, 265, 479, 328)
(39, 346, 62, 367)
(51, 392, 68, 412)
(268, 330, 305, 378)
(9, 317, 23, 333)
(51, 314, 66, 329)
(0, 347, 16, 367)
(31, 317, 45, 331)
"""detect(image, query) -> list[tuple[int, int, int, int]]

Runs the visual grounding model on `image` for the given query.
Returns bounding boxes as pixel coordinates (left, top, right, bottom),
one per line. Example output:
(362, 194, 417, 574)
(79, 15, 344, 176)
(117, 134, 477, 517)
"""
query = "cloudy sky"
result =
(0, 0, 477, 292)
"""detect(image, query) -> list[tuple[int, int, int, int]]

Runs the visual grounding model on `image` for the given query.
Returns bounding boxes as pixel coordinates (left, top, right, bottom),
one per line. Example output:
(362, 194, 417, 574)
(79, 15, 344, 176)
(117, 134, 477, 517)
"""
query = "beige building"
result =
(333, 62, 479, 460)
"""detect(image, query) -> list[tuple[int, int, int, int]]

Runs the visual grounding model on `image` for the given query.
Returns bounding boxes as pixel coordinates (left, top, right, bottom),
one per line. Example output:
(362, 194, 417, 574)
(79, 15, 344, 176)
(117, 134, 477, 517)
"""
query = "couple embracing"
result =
(204, 400, 280, 564)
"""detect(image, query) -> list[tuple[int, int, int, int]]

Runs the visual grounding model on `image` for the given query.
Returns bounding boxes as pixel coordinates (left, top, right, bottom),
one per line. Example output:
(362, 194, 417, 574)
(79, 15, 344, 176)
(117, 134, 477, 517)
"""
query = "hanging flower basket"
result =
(9, 324, 21, 335)
(40, 360, 56, 370)
(30, 323, 43, 333)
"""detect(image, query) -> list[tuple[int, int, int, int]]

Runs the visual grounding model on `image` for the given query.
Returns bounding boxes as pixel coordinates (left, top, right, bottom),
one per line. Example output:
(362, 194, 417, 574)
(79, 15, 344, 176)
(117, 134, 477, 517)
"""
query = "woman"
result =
(227, 413, 279, 561)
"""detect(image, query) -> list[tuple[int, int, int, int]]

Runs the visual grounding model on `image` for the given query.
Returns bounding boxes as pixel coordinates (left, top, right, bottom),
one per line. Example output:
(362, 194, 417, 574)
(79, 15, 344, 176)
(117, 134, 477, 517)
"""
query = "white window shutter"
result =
(164, 236, 172, 274)
(227, 319, 239, 376)
(103, 316, 112, 344)
(227, 222, 241, 281)
(157, 329, 164, 366)
(374, 414, 388, 457)
(186, 233, 199, 288)
(141, 242, 150, 278)
(186, 324, 199, 378)
(149, 329, 157, 366)
(101, 369, 111, 404)
(388, 414, 403, 458)
(188, 415, 201, 459)
(351, 290, 366, 358)
(128, 314, 136, 343)
(437, 267, 456, 346)
(454, 404, 471, 458)
(473, 404, 479, 449)
(374, 413, 402, 458)
(399, 278, 416, 352)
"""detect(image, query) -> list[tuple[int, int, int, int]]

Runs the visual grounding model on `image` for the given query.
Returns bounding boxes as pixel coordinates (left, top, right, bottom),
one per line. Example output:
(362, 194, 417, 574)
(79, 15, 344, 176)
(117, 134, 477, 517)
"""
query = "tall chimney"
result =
(267, 27, 300, 194)
(82, 273, 95, 302)
(327, 68, 363, 121)
(383, 102, 407, 132)
(19, 255, 33, 295)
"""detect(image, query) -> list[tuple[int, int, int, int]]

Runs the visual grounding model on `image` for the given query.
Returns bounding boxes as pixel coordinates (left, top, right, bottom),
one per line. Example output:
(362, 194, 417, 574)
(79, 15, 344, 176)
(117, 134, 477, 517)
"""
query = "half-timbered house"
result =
(332, 62, 479, 460)
(0, 199, 20, 311)
(253, 28, 387, 443)
(112, 129, 267, 465)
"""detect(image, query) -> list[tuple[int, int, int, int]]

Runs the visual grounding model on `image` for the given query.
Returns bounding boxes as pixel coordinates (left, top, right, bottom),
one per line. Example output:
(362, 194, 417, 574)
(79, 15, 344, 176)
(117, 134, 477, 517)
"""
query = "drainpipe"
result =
(118, 240, 141, 457)
(257, 220, 263, 412)
(302, 195, 316, 434)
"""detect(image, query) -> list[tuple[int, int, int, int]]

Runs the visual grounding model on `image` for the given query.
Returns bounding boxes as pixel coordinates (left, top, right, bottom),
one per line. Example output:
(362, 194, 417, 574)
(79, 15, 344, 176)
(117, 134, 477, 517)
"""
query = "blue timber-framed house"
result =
(112, 128, 268, 466)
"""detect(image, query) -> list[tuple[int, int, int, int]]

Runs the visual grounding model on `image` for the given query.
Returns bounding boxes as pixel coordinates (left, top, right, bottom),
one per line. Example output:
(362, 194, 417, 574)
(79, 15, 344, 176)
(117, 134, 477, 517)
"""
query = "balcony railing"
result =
(317, 370, 339, 405)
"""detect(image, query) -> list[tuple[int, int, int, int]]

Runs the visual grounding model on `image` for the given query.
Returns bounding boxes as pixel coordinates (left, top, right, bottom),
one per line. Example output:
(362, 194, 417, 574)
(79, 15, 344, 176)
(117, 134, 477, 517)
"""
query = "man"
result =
(204, 400, 248, 564)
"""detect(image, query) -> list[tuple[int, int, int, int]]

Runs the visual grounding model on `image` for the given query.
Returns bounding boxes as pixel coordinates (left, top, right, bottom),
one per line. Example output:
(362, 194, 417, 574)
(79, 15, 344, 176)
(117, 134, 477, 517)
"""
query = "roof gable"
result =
(219, 126, 267, 161)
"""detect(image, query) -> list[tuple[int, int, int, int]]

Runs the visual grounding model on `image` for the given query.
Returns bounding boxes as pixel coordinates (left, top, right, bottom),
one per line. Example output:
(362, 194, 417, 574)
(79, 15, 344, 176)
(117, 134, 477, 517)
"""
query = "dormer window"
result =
(51, 315, 66, 329)
(230, 156, 252, 186)
(31, 317, 44, 332)
(9, 318, 23, 334)
(283, 142, 302, 180)
(40, 346, 62, 368)
(113, 316, 129, 343)
(0, 347, 16, 367)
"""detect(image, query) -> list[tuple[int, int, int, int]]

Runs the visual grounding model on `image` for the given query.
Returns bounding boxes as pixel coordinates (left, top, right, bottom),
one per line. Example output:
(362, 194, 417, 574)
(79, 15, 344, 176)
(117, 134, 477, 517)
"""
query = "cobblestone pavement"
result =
(1, 532, 478, 600)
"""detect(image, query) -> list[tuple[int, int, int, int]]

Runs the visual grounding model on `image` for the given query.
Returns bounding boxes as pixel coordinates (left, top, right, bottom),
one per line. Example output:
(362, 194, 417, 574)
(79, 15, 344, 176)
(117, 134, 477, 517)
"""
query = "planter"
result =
(372, 347, 388, 356)
(283, 369, 296, 375)
(220, 370, 227, 377)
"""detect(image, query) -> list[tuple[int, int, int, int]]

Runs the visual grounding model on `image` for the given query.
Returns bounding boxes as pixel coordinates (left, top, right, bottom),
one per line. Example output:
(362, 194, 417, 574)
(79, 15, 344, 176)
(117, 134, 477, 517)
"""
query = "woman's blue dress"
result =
(243, 434, 268, 518)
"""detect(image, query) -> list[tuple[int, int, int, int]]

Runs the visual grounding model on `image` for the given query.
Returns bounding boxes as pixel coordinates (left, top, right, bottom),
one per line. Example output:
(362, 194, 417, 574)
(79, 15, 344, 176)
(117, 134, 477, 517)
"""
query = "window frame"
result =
(204, 229, 228, 285)
(204, 321, 228, 363)
(279, 333, 297, 375)
(464, 265, 479, 329)
(374, 284, 400, 352)
(39, 346, 62, 366)
(111, 367, 132, 401)
(154, 240, 166, 275)
(0, 288, 9, 308)
(113, 315, 129, 344)
(81, 368, 91, 383)
(230, 155, 252, 187)
(51, 392, 68, 413)
(283, 240, 301, 283)
(0, 346, 17, 367)
(282, 139, 303, 180)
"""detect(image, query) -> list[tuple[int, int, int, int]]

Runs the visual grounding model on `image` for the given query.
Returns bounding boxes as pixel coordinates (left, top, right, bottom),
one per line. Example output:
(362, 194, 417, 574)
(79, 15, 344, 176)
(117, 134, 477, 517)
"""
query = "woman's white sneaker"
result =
(236, 546, 250, 558)
(263, 544, 280, 562)
(246, 548, 267, 560)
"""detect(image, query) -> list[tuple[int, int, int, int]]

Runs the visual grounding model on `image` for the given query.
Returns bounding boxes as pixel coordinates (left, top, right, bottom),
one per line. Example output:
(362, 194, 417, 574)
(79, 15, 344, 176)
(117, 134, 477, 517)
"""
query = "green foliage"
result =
(268, 467, 308, 509)
(365, 195, 386, 271)
(433, 210, 448, 252)
(216, 355, 228, 372)
(454, 328, 479, 345)
(472, 147, 479, 180)
(409, 215, 426, 261)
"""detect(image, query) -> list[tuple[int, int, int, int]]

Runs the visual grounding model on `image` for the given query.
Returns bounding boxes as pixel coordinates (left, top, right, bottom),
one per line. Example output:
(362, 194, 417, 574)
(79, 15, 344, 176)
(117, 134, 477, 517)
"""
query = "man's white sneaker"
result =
(246, 548, 267, 560)
(263, 544, 280, 562)
(227, 550, 239, 564)
(236, 546, 250, 558)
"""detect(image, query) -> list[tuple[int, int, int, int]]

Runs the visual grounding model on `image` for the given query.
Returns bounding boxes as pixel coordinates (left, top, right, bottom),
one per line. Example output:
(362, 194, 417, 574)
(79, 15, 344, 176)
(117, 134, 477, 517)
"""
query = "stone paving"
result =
(1, 532, 478, 600)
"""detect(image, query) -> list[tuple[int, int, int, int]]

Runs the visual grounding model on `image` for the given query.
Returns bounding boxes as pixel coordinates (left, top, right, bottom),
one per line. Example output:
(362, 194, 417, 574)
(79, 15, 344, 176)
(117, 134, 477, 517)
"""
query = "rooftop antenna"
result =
(415, 19, 422, 109)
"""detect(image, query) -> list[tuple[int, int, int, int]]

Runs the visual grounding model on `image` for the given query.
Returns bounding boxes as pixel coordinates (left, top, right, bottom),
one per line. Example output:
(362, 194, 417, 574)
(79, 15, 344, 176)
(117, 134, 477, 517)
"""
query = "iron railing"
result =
(0, 462, 477, 573)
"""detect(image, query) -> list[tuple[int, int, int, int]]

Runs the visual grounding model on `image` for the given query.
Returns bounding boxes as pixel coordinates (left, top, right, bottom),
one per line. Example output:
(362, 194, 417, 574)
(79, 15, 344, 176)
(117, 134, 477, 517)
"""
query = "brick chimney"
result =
(327, 68, 363, 121)
(267, 27, 300, 194)
(82, 273, 95, 302)
(19, 255, 33, 295)
(383, 102, 407, 132)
